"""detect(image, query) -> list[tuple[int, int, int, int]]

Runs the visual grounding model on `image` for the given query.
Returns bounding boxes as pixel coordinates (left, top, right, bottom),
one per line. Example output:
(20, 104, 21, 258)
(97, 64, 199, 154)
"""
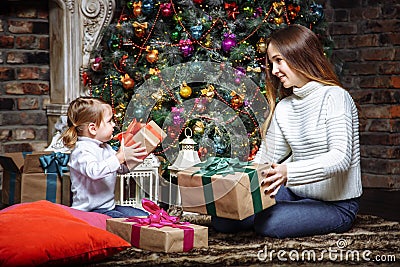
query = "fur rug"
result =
(87, 212, 400, 266)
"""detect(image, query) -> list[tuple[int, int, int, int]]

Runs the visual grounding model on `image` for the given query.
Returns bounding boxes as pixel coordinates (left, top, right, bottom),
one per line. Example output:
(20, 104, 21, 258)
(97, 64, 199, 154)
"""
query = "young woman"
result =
(212, 24, 362, 238)
(62, 97, 148, 218)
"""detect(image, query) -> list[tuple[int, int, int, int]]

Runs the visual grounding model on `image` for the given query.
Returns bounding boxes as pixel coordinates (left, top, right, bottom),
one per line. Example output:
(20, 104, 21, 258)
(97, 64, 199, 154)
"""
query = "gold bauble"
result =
(179, 82, 192, 98)
(274, 16, 284, 25)
(256, 38, 267, 54)
(193, 121, 205, 135)
(121, 74, 135, 89)
(146, 49, 159, 63)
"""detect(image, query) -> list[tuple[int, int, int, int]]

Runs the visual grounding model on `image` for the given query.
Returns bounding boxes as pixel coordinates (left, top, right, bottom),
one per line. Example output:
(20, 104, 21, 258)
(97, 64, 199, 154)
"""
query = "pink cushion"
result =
(0, 202, 110, 230)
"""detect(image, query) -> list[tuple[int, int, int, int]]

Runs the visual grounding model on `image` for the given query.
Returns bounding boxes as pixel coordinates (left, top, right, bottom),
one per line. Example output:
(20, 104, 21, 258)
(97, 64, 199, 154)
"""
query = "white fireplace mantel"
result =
(46, 0, 115, 117)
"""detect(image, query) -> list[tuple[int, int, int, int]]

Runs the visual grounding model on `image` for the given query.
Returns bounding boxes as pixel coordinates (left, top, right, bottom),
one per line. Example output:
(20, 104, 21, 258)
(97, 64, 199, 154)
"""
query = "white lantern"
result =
(166, 128, 201, 206)
(170, 128, 201, 170)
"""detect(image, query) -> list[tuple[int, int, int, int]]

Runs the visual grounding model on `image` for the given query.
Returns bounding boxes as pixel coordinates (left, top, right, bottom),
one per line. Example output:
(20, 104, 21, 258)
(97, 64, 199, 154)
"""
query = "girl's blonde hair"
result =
(61, 97, 110, 149)
(262, 24, 341, 137)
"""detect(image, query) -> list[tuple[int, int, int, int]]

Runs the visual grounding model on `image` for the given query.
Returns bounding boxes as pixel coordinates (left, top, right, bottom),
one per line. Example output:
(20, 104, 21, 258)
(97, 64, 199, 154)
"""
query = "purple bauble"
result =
(221, 33, 236, 52)
(179, 39, 194, 57)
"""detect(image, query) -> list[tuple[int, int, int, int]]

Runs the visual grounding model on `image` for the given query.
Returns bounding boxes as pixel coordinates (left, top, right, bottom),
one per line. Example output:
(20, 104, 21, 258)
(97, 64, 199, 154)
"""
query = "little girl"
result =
(62, 97, 148, 218)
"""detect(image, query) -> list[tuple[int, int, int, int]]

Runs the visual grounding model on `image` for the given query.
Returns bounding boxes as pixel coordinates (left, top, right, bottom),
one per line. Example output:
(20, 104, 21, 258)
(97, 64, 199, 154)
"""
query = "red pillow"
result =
(0, 202, 111, 230)
(0, 200, 131, 266)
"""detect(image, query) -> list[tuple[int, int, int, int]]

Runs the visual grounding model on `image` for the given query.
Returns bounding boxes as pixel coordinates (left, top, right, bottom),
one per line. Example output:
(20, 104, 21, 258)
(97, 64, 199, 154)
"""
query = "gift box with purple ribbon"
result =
(106, 199, 208, 253)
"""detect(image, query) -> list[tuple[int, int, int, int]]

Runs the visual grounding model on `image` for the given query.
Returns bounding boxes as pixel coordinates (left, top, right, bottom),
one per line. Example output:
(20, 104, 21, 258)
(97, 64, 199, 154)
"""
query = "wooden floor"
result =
(358, 188, 400, 222)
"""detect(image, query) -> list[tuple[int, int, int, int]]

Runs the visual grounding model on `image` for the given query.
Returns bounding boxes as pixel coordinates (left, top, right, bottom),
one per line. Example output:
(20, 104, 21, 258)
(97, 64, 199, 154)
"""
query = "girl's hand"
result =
(117, 141, 147, 169)
(260, 163, 288, 197)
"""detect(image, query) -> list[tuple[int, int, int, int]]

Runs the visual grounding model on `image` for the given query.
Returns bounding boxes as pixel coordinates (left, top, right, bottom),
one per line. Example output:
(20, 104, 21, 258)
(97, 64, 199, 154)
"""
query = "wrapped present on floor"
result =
(114, 119, 167, 170)
(0, 152, 32, 205)
(20, 152, 69, 204)
(177, 157, 276, 220)
(106, 198, 208, 253)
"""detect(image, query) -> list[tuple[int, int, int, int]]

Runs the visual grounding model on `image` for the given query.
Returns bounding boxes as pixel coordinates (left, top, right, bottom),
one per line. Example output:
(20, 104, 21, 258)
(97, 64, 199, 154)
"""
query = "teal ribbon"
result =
(7, 152, 31, 204)
(192, 157, 263, 217)
(39, 152, 69, 202)
(39, 152, 69, 176)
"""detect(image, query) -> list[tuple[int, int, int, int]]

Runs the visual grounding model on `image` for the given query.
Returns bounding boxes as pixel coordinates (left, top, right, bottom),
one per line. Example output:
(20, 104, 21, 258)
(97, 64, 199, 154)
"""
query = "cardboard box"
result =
(0, 152, 69, 205)
(177, 161, 275, 220)
(107, 217, 208, 252)
(0, 152, 31, 205)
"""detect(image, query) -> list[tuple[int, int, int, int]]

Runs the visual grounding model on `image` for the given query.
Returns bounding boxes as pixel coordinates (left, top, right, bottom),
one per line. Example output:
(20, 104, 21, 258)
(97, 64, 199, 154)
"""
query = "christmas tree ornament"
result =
(173, 14, 182, 23)
(242, 4, 254, 16)
(221, 33, 237, 52)
(133, 1, 142, 17)
(190, 25, 203, 40)
(287, 3, 300, 20)
(193, 120, 205, 135)
(171, 29, 180, 42)
(90, 57, 103, 72)
(193, 0, 204, 4)
(126, 1, 134, 10)
(114, 103, 126, 121)
(274, 16, 284, 25)
(179, 39, 194, 57)
(141, 0, 154, 15)
(160, 2, 173, 17)
(272, 1, 285, 16)
(256, 37, 267, 54)
(213, 134, 227, 155)
(82, 72, 90, 86)
(121, 73, 135, 90)
(171, 107, 185, 125)
(133, 22, 148, 38)
(310, 3, 324, 23)
(203, 34, 212, 48)
(194, 97, 208, 112)
(254, 7, 263, 18)
(230, 91, 244, 109)
(200, 84, 215, 98)
(179, 81, 192, 98)
(108, 34, 120, 51)
(167, 125, 180, 139)
(224, 2, 239, 20)
(146, 49, 159, 63)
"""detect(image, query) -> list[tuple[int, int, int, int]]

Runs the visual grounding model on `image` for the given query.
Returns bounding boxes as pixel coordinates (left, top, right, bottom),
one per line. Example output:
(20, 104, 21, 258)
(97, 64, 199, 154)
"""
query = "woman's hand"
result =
(260, 163, 288, 197)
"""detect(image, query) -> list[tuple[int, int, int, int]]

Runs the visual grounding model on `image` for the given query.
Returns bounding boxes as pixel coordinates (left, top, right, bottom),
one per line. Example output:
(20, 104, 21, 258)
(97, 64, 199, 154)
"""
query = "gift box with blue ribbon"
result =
(177, 157, 276, 220)
(20, 152, 70, 204)
(0, 152, 33, 205)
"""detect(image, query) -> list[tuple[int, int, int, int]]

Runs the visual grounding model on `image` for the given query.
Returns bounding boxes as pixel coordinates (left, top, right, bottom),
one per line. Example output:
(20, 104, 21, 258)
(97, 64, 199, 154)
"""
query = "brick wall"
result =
(0, 0, 50, 153)
(0, 0, 399, 188)
(324, 0, 400, 188)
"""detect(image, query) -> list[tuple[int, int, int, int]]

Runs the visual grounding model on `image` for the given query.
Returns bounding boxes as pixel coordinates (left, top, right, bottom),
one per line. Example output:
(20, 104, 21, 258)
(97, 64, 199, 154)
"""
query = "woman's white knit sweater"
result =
(254, 81, 362, 201)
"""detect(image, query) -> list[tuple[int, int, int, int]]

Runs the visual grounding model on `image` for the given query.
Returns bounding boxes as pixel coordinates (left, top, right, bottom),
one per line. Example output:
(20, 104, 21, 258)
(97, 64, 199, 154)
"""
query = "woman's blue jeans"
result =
(91, 205, 148, 218)
(211, 186, 359, 238)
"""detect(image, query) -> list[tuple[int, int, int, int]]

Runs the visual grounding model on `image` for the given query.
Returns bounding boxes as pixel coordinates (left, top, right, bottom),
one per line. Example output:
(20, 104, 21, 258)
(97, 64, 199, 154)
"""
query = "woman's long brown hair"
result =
(262, 24, 341, 137)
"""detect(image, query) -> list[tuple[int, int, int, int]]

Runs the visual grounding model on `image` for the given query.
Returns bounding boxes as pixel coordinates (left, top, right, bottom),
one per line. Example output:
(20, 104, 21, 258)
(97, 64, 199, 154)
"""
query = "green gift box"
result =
(177, 157, 275, 220)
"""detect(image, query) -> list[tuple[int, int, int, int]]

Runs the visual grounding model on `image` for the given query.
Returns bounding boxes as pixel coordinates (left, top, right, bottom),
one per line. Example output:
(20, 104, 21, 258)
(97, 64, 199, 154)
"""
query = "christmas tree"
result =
(82, 0, 328, 171)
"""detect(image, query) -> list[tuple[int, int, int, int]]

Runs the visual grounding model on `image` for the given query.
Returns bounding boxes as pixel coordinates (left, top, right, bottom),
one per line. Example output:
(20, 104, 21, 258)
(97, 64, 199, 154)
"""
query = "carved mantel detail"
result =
(46, 0, 115, 136)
